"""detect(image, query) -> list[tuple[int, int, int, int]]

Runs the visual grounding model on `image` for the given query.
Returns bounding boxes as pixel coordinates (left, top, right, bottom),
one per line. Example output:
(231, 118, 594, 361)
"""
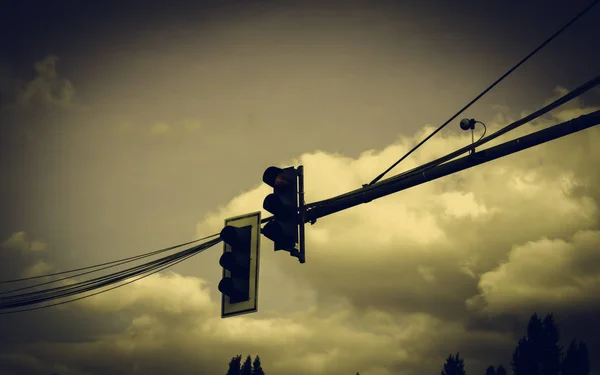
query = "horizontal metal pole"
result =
(305, 109, 600, 223)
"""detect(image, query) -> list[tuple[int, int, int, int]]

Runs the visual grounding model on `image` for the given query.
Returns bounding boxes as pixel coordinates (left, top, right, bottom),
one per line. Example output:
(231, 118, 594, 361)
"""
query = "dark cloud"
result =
(16, 55, 74, 108)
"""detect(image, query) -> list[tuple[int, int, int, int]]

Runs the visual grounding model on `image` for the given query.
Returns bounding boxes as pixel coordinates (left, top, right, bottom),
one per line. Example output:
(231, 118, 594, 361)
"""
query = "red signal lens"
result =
(274, 174, 292, 187)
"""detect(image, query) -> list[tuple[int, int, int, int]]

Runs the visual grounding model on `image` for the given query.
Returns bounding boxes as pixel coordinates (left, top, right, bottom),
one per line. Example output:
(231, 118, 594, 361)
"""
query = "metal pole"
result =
(297, 165, 306, 264)
(305, 110, 600, 223)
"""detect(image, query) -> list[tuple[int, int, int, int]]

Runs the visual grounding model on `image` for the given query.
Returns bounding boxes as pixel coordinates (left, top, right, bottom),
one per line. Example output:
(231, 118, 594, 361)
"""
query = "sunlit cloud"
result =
(21, 260, 54, 278)
(149, 121, 172, 135)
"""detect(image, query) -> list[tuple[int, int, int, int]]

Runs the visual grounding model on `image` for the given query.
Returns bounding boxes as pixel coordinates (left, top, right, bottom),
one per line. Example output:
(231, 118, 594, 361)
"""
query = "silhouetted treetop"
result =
(241, 355, 252, 375)
(512, 313, 562, 375)
(226, 355, 242, 375)
(252, 355, 265, 375)
(441, 353, 466, 375)
(562, 339, 590, 375)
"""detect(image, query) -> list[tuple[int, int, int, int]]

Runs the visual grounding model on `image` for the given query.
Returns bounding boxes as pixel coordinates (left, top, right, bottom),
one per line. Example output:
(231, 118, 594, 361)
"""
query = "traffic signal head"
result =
(218, 225, 251, 303)
(262, 166, 299, 252)
(219, 212, 261, 318)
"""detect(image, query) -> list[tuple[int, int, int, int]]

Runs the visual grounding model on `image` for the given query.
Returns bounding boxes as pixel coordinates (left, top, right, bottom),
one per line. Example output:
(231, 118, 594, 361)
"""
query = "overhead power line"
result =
(306, 75, 600, 211)
(0, 239, 217, 307)
(0, 236, 222, 315)
(0, 233, 219, 284)
(367, 0, 600, 186)
(0, 233, 220, 296)
(305, 109, 600, 222)
(1, 244, 203, 306)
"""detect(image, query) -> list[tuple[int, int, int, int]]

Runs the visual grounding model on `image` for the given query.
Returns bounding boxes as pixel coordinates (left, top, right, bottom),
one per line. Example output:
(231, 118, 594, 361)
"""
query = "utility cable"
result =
(378, 76, 600, 183)
(0, 246, 198, 306)
(366, 0, 600, 186)
(476, 122, 487, 143)
(1, 248, 197, 308)
(0, 232, 219, 296)
(0, 242, 210, 307)
(0, 237, 222, 315)
(0, 233, 219, 284)
(0, 237, 221, 310)
(306, 75, 600, 210)
(469, 121, 487, 153)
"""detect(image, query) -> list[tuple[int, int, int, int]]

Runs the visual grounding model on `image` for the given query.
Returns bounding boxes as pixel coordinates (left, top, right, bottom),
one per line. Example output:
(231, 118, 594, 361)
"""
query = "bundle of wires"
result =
(0, 234, 221, 314)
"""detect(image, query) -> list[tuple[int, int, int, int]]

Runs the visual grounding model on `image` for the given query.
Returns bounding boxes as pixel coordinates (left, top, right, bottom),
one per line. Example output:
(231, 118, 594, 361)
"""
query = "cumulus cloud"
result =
(197, 101, 600, 318)
(191, 95, 600, 373)
(149, 121, 172, 135)
(21, 260, 54, 279)
(1, 232, 53, 283)
(78, 272, 215, 316)
(2, 232, 47, 253)
(2, 90, 599, 375)
(468, 230, 600, 315)
(1, 272, 508, 375)
(15, 55, 77, 110)
(543, 86, 600, 122)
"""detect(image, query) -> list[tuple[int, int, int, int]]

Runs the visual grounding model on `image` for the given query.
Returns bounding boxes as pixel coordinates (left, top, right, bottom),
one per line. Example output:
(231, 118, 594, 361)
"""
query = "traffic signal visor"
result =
(263, 166, 297, 190)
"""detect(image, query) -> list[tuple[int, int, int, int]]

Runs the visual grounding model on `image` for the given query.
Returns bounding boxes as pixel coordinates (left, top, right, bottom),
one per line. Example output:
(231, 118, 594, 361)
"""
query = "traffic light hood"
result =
(220, 225, 250, 248)
(263, 166, 296, 189)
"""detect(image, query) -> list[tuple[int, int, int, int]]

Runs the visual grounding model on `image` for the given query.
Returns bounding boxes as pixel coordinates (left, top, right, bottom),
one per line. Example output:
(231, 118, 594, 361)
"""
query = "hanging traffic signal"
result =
(261, 166, 305, 263)
(219, 211, 261, 318)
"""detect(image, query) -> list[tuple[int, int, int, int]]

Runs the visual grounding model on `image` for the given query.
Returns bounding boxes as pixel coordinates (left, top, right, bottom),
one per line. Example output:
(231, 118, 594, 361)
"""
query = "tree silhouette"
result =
(446, 313, 590, 375)
(226, 355, 242, 375)
(441, 353, 466, 375)
(562, 339, 590, 375)
(251, 355, 265, 375)
(542, 314, 562, 375)
(241, 355, 253, 375)
(512, 313, 562, 375)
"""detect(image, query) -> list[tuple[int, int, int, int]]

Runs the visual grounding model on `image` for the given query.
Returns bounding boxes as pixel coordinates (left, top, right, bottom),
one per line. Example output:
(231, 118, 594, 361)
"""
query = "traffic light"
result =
(261, 166, 305, 263)
(219, 211, 261, 318)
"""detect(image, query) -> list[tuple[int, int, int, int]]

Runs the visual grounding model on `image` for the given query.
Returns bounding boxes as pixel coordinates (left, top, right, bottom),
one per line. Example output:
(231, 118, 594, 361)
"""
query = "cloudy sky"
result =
(1, 1, 600, 374)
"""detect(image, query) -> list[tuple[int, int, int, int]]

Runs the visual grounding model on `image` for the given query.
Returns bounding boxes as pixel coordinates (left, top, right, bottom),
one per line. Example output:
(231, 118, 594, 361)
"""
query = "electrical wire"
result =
(0, 232, 220, 296)
(475, 122, 487, 143)
(376, 76, 600, 183)
(0, 239, 221, 315)
(0, 244, 202, 307)
(0, 237, 220, 304)
(306, 75, 600, 211)
(0, 242, 209, 307)
(0, 233, 219, 284)
(366, 0, 600, 186)
(0, 238, 221, 314)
